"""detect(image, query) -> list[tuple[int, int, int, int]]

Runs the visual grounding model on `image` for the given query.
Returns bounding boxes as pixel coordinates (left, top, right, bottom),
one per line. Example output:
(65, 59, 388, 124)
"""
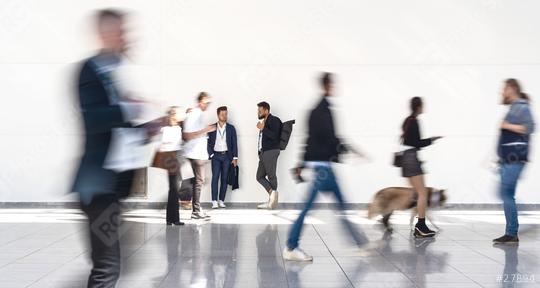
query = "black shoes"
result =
(166, 221, 185, 226)
(414, 223, 436, 238)
(493, 235, 519, 245)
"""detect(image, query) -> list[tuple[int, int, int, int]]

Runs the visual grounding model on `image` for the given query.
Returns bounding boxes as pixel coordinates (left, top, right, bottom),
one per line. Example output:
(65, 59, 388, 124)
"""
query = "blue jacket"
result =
(207, 123, 238, 161)
(498, 99, 535, 163)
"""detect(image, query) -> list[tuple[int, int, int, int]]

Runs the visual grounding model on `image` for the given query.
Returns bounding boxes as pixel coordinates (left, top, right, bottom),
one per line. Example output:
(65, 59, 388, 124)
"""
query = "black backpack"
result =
(279, 120, 295, 150)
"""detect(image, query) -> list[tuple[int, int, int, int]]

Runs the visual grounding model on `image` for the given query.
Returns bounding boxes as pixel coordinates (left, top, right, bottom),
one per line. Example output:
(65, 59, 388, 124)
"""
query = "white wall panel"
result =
(1, 0, 539, 203)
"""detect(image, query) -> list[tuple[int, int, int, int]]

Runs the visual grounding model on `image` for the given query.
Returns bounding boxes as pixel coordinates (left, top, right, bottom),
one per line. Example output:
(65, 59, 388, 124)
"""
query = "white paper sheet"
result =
(104, 128, 158, 172)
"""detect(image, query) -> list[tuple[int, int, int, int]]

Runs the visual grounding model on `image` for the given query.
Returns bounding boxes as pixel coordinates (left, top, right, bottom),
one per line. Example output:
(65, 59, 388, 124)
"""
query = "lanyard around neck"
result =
(217, 125, 226, 139)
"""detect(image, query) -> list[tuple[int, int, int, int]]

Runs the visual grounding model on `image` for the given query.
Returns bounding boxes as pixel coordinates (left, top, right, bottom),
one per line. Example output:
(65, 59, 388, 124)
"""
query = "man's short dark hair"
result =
(217, 106, 227, 114)
(96, 9, 124, 27)
(197, 92, 209, 103)
(320, 72, 332, 88)
(257, 101, 270, 111)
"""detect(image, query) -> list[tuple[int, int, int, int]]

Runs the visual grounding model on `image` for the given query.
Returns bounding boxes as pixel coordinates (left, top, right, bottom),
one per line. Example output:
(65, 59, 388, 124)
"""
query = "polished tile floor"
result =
(0, 208, 538, 288)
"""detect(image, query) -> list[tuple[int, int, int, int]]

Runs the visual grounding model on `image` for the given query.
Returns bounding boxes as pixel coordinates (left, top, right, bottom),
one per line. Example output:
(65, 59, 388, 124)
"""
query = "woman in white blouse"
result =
(153, 106, 186, 225)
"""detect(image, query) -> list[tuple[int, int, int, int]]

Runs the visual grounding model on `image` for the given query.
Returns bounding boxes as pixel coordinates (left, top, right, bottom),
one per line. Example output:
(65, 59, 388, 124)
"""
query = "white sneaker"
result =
(257, 202, 270, 209)
(282, 247, 313, 262)
(269, 191, 279, 209)
(212, 201, 219, 209)
(218, 200, 226, 208)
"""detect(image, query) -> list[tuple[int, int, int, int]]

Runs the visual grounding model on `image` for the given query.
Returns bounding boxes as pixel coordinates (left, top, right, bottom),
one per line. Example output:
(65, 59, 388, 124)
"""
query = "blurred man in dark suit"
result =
(72, 9, 136, 287)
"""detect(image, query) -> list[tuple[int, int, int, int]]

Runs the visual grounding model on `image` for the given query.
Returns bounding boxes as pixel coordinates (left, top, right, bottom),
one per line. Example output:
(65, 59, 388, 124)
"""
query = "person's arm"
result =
(262, 116, 280, 141)
(502, 104, 535, 135)
(231, 126, 238, 167)
(183, 124, 216, 141)
(232, 126, 238, 160)
(406, 120, 433, 148)
(78, 64, 130, 134)
(501, 122, 527, 134)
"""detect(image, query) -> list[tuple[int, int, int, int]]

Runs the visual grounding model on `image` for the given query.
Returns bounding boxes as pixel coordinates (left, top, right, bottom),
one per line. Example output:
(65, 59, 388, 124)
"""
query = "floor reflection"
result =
(208, 224, 238, 288)
(1, 209, 539, 287)
(375, 231, 449, 287)
(493, 244, 519, 288)
(256, 225, 287, 287)
(166, 224, 241, 288)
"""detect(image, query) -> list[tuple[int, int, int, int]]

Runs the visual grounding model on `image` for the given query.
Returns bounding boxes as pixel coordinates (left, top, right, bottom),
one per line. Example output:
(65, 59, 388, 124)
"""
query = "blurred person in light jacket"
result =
(493, 79, 535, 245)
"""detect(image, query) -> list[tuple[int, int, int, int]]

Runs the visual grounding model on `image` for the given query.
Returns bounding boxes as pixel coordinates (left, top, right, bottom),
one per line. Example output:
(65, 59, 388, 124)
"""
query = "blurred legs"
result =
(408, 175, 427, 218)
(499, 163, 525, 237)
(190, 159, 207, 215)
(166, 174, 180, 223)
(286, 165, 367, 252)
(81, 194, 121, 288)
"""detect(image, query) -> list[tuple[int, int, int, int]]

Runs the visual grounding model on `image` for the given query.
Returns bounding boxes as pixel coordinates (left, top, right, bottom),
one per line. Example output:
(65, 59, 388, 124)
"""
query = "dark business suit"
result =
(207, 123, 238, 201)
(72, 54, 132, 288)
(256, 114, 282, 193)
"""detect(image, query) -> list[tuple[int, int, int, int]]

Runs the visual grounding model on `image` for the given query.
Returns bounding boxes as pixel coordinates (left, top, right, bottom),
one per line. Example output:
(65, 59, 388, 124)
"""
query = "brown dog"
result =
(367, 187, 447, 232)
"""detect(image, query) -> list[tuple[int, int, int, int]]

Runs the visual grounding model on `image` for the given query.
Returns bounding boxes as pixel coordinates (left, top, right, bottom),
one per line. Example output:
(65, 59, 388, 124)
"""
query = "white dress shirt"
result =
(258, 131, 263, 152)
(214, 123, 228, 152)
(159, 126, 182, 152)
(182, 107, 209, 160)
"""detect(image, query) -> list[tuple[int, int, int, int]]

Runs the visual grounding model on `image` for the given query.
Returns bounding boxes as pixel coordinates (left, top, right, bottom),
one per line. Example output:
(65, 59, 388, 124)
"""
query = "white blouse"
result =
(159, 126, 183, 152)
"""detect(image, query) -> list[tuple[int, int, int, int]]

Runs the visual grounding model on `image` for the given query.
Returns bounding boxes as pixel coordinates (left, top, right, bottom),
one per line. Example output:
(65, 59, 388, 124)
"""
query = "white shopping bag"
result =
(179, 157, 194, 180)
(104, 128, 157, 172)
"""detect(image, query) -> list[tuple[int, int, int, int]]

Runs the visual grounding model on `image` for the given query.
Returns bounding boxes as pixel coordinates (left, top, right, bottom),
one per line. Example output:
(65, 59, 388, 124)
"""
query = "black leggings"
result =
(166, 174, 180, 223)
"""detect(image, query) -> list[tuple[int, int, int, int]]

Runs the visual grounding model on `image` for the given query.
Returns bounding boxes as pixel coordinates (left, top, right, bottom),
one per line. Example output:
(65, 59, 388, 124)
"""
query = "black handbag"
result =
(393, 118, 413, 167)
(393, 151, 404, 167)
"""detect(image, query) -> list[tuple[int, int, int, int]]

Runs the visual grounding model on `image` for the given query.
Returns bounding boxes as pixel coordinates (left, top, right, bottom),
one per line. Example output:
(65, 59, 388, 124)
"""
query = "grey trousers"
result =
(256, 149, 280, 193)
(189, 159, 207, 214)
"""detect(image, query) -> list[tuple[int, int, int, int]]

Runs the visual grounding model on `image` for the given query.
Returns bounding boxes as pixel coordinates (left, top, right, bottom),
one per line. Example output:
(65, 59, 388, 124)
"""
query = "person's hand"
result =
(205, 124, 217, 133)
(232, 159, 238, 167)
(145, 118, 165, 137)
(121, 93, 149, 103)
(291, 166, 305, 183)
(256, 121, 265, 130)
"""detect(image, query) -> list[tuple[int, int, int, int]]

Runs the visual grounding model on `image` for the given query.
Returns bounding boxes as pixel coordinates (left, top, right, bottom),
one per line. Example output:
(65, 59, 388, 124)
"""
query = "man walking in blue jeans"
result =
(493, 79, 535, 245)
(283, 73, 368, 261)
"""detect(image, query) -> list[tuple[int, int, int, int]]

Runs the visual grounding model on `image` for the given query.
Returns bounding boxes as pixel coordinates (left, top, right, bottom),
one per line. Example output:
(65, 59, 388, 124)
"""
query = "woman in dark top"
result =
(401, 97, 442, 237)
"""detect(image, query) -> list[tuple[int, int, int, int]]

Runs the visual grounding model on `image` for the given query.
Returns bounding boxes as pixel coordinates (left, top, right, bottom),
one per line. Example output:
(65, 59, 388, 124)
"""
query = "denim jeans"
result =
(286, 165, 368, 250)
(211, 153, 231, 201)
(499, 163, 525, 236)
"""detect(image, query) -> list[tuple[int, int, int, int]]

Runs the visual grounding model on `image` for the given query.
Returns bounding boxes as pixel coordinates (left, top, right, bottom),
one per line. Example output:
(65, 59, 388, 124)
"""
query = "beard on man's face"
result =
(502, 95, 512, 105)
(258, 114, 265, 120)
